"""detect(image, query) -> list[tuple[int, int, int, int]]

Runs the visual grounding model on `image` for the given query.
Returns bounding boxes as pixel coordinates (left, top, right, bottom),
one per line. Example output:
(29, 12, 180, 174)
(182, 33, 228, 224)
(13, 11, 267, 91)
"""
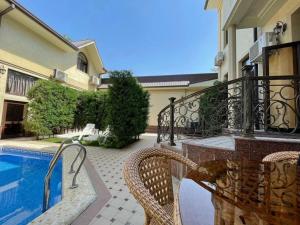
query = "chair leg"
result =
(144, 211, 151, 225)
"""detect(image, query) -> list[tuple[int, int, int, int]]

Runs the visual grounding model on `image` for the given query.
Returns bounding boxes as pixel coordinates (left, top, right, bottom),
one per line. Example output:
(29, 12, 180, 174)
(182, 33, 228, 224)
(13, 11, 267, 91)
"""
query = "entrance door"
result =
(263, 41, 300, 132)
(2, 101, 26, 139)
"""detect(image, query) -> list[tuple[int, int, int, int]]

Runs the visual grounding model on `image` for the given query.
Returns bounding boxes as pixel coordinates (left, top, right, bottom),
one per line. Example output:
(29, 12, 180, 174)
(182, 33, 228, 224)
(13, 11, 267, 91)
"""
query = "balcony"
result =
(206, 0, 286, 29)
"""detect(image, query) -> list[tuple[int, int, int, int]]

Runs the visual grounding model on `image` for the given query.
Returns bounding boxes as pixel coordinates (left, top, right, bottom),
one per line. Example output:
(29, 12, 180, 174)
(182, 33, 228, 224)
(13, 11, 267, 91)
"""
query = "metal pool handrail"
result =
(42, 139, 87, 212)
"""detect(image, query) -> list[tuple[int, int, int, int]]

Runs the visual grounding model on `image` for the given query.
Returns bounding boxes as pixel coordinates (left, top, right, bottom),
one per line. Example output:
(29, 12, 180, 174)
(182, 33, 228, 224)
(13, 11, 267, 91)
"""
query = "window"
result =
(6, 69, 38, 96)
(224, 30, 229, 47)
(77, 52, 88, 73)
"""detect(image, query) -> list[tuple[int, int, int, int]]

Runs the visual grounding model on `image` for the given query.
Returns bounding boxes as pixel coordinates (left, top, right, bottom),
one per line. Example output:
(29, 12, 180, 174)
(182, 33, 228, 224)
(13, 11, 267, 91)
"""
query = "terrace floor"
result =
(85, 134, 158, 225)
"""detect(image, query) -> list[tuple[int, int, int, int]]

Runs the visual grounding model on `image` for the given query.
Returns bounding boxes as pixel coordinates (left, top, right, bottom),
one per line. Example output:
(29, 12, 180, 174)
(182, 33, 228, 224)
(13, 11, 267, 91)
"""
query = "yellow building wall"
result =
(0, 16, 100, 134)
(0, 17, 99, 90)
(98, 85, 211, 128)
(262, 0, 300, 43)
(146, 87, 206, 126)
(291, 8, 300, 41)
(268, 47, 296, 129)
(214, 0, 300, 82)
(147, 89, 187, 127)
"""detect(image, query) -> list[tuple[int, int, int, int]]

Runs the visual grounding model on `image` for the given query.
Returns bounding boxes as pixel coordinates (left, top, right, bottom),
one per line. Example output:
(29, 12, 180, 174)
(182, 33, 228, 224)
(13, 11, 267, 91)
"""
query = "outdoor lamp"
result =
(273, 21, 287, 44)
(273, 21, 287, 35)
(0, 64, 6, 75)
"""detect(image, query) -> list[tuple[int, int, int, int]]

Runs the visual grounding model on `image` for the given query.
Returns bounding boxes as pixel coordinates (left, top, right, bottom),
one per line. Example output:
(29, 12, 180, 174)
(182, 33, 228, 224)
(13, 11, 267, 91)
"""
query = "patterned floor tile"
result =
(87, 134, 157, 225)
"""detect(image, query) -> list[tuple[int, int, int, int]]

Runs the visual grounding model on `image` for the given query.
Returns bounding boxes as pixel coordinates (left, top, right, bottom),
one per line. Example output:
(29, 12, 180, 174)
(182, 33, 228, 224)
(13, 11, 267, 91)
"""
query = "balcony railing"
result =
(157, 70, 300, 145)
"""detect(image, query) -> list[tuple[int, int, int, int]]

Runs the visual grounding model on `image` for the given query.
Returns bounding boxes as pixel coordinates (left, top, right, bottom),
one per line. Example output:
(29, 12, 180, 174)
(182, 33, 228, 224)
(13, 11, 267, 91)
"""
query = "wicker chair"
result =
(262, 151, 300, 163)
(123, 148, 199, 225)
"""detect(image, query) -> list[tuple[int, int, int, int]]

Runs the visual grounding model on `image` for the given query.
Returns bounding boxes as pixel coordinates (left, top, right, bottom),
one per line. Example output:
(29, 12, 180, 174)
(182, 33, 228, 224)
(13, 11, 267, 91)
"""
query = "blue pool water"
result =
(0, 146, 62, 225)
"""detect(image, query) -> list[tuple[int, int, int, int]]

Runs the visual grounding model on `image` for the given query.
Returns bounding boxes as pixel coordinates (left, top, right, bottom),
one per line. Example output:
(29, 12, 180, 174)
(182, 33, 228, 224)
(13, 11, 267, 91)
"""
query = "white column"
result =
(228, 25, 237, 80)
(0, 65, 8, 139)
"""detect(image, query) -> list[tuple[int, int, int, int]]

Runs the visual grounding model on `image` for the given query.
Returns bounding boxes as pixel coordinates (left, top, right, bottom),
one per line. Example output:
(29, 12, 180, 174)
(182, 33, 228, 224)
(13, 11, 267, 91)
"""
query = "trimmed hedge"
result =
(24, 79, 78, 138)
(101, 70, 149, 148)
(74, 91, 107, 130)
(25, 71, 150, 148)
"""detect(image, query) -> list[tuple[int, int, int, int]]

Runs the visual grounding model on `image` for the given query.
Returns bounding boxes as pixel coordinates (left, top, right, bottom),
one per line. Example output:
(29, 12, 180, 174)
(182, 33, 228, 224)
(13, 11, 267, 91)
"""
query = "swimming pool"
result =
(0, 146, 62, 225)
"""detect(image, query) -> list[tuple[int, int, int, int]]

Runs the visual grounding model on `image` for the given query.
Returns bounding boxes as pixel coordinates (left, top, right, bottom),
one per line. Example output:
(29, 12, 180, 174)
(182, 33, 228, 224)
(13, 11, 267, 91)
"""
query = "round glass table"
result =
(175, 159, 300, 225)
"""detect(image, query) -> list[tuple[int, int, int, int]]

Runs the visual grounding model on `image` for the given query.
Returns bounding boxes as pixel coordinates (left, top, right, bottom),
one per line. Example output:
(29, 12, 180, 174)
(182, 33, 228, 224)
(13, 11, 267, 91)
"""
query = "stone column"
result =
(228, 25, 237, 81)
(0, 64, 8, 139)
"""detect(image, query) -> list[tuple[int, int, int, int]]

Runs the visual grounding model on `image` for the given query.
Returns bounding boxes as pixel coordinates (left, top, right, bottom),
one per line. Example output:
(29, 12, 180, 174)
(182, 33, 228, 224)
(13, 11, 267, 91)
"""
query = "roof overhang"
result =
(0, 0, 78, 52)
(99, 81, 190, 89)
(223, 0, 286, 29)
(77, 41, 106, 74)
(204, 0, 219, 10)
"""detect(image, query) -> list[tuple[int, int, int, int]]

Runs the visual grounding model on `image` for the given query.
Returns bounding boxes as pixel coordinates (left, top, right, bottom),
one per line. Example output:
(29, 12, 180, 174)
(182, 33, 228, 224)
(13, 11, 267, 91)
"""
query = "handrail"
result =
(69, 147, 83, 174)
(158, 75, 300, 116)
(158, 77, 244, 116)
(157, 74, 300, 144)
(42, 140, 87, 212)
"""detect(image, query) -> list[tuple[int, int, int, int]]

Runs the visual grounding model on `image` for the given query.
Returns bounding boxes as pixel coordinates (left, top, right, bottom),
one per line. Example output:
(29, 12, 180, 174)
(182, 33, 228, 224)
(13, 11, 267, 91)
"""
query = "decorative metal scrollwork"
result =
(157, 76, 300, 144)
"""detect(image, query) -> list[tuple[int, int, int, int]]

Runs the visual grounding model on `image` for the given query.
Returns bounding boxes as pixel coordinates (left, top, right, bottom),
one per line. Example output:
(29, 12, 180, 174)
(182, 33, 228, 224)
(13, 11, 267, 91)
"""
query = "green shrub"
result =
(198, 81, 227, 134)
(101, 70, 149, 148)
(24, 80, 78, 138)
(74, 91, 107, 130)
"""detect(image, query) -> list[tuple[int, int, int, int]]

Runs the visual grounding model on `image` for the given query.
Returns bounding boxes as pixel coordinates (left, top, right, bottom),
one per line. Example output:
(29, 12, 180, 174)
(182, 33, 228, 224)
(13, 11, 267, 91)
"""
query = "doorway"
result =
(2, 101, 26, 139)
(263, 41, 300, 132)
(292, 7, 300, 42)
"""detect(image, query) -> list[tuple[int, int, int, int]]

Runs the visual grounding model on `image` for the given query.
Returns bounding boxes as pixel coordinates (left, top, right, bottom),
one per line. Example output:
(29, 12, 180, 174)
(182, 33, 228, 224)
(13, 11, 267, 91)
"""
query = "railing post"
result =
(242, 65, 254, 137)
(157, 113, 161, 143)
(169, 97, 176, 146)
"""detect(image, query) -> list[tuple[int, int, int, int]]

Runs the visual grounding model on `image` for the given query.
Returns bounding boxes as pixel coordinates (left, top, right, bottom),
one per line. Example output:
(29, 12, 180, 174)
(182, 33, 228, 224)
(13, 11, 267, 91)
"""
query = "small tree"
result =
(102, 70, 149, 148)
(74, 91, 107, 130)
(134, 86, 150, 138)
(24, 80, 78, 138)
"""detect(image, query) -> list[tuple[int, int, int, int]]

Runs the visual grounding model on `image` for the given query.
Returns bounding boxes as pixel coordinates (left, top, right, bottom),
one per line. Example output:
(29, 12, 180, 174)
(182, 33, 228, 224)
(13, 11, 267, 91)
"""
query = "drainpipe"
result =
(0, 3, 15, 26)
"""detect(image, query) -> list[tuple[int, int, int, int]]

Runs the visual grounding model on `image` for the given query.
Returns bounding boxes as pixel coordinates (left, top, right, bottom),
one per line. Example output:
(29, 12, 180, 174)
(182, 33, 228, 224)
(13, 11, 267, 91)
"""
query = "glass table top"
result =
(178, 159, 300, 225)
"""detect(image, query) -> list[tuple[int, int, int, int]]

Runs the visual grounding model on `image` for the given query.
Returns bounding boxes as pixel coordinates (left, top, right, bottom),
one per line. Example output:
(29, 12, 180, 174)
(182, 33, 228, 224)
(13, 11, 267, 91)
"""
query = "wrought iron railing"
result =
(157, 72, 300, 145)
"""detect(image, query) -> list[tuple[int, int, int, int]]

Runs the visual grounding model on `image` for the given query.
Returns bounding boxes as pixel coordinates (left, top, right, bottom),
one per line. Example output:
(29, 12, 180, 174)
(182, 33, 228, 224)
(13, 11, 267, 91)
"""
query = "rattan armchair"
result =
(123, 147, 198, 225)
(262, 151, 300, 163)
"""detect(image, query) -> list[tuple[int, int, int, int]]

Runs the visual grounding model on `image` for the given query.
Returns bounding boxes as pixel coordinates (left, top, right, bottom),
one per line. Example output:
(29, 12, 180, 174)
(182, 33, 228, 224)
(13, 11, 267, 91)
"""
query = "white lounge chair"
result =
(77, 123, 96, 141)
(56, 123, 96, 141)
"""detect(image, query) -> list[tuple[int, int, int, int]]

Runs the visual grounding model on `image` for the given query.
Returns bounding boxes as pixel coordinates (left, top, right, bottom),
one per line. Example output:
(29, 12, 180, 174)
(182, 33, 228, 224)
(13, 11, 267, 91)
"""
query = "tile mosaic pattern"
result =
(88, 134, 158, 225)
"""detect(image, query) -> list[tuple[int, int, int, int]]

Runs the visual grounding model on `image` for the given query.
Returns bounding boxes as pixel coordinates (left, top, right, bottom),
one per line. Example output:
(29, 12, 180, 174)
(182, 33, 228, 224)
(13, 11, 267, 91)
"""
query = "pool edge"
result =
(0, 143, 97, 225)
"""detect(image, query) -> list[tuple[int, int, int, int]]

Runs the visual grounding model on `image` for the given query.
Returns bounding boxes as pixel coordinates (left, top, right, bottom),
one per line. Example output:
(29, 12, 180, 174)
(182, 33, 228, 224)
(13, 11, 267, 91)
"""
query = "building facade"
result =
(99, 73, 217, 131)
(0, 0, 105, 138)
(205, 0, 300, 81)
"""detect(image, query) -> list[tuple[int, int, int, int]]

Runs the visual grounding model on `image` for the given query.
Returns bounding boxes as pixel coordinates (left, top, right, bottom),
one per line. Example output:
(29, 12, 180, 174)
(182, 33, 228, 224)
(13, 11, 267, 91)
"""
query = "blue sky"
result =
(19, 0, 218, 76)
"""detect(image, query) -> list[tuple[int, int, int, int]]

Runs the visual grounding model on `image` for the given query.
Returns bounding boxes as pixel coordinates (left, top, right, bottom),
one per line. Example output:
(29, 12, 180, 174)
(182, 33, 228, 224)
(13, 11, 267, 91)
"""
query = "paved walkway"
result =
(87, 134, 157, 225)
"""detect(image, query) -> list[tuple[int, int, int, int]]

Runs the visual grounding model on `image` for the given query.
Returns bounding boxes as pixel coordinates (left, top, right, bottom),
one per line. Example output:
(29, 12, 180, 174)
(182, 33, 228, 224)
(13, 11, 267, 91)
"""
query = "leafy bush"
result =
(198, 81, 227, 134)
(74, 91, 107, 130)
(24, 80, 78, 138)
(101, 70, 149, 148)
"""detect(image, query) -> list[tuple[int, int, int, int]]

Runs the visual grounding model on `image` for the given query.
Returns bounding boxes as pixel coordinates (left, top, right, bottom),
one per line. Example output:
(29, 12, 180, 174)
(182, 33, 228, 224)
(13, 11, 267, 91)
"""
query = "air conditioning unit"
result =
(53, 69, 67, 83)
(89, 75, 100, 86)
(214, 51, 224, 67)
(249, 32, 274, 63)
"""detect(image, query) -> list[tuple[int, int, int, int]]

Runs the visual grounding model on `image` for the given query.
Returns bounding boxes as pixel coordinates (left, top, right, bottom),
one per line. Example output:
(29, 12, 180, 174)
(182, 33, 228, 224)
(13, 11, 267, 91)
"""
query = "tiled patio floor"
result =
(87, 134, 157, 225)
